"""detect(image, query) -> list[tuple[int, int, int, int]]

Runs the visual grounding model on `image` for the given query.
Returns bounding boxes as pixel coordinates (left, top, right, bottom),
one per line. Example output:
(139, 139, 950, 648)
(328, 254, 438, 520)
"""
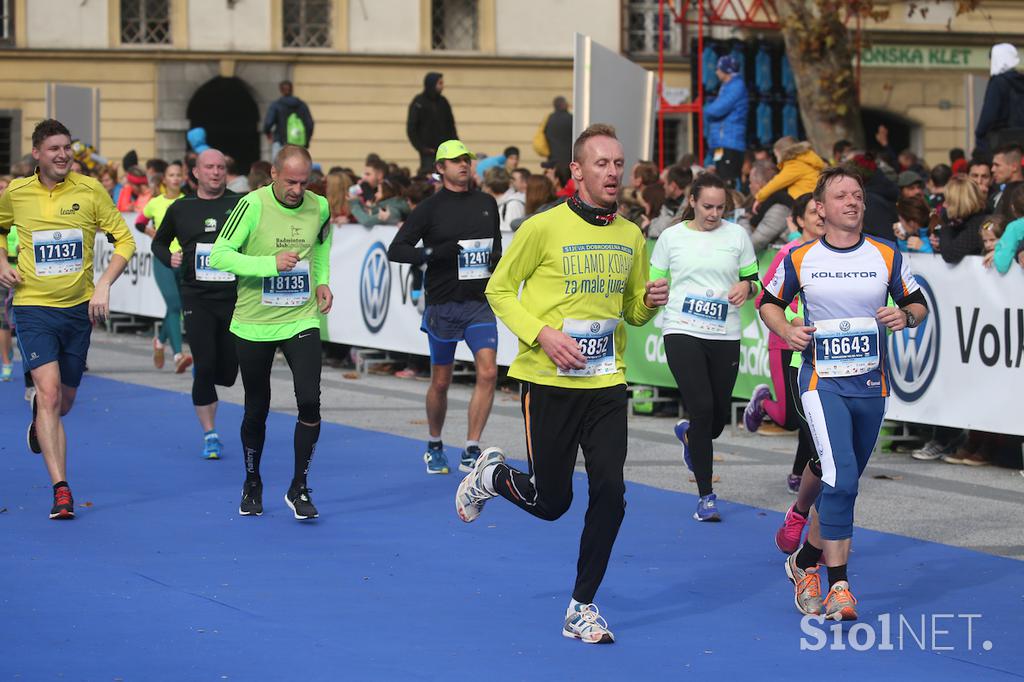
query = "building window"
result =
(431, 0, 478, 51)
(624, 0, 680, 58)
(0, 116, 12, 174)
(0, 0, 14, 46)
(283, 0, 332, 49)
(121, 0, 171, 45)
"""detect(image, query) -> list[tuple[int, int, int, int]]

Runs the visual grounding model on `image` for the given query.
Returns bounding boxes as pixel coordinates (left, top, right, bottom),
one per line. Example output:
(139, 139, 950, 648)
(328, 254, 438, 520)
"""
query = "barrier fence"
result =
(94, 221, 1024, 436)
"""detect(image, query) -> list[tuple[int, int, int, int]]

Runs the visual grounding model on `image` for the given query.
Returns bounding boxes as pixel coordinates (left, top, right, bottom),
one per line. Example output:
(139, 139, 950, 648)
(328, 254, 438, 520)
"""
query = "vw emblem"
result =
(887, 276, 939, 402)
(590, 322, 601, 334)
(359, 241, 391, 333)
(54, 232, 62, 240)
(706, 289, 714, 297)
(839, 320, 851, 332)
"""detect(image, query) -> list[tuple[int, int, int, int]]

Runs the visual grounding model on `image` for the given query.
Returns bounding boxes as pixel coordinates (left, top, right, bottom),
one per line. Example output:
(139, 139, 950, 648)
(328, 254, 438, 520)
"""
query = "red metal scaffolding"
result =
(656, 0, 864, 170)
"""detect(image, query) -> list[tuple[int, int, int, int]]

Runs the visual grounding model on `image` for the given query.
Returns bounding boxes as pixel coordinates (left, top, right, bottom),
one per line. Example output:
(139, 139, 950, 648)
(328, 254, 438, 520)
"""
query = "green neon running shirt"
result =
(209, 185, 331, 342)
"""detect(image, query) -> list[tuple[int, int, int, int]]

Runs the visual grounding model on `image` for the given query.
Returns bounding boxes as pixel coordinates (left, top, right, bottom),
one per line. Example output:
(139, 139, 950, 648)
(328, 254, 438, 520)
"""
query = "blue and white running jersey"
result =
(764, 235, 920, 398)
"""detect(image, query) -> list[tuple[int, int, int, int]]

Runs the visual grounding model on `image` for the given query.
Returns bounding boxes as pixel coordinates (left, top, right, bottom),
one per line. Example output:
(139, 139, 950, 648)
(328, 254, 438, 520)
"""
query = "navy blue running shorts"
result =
(421, 300, 498, 366)
(14, 302, 92, 387)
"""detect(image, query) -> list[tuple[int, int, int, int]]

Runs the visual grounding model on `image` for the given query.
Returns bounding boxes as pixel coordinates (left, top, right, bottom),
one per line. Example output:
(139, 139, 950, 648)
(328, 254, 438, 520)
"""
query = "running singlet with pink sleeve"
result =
(761, 235, 925, 398)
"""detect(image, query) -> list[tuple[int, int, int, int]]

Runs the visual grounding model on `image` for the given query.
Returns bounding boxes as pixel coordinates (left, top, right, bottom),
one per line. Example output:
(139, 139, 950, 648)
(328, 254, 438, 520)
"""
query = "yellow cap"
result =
(434, 139, 476, 162)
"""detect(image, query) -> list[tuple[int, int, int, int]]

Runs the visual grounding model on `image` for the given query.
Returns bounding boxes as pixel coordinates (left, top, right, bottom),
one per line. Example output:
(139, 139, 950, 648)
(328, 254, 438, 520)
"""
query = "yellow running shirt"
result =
(0, 171, 135, 307)
(486, 202, 656, 389)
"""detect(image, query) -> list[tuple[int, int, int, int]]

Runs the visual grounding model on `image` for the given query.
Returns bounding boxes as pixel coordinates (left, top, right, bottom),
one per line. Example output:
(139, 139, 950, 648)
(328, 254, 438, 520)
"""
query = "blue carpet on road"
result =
(1, 369, 1021, 681)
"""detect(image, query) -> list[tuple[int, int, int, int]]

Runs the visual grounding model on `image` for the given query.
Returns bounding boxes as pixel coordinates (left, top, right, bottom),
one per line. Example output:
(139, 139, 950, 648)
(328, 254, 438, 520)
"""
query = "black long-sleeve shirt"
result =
(152, 192, 242, 302)
(387, 187, 501, 306)
(937, 210, 987, 265)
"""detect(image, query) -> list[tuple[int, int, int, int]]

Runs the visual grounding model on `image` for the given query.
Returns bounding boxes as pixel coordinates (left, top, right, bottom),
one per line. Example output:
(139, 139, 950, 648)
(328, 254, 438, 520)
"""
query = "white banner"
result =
(92, 212, 166, 318)
(886, 254, 1024, 436)
(325, 224, 520, 366)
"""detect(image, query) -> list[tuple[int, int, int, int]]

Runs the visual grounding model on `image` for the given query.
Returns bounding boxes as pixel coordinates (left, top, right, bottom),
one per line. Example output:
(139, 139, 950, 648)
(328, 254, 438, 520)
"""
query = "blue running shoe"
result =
(424, 443, 449, 475)
(1, 363, 12, 381)
(694, 493, 721, 522)
(674, 419, 692, 472)
(203, 432, 221, 460)
(459, 445, 482, 473)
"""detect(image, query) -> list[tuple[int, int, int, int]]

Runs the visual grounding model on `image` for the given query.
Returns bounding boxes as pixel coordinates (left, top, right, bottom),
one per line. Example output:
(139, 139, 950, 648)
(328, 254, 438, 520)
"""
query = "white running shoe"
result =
(455, 446, 504, 523)
(911, 440, 945, 461)
(563, 603, 615, 644)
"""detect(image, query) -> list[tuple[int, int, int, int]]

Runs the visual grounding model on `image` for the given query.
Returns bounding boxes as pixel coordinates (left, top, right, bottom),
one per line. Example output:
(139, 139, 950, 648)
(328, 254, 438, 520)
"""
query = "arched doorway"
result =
(862, 108, 920, 159)
(186, 77, 260, 174)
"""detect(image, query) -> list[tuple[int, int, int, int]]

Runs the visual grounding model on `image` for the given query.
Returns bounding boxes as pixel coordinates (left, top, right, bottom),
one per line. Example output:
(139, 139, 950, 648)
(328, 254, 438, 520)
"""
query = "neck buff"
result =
(568, 192, 618, 226)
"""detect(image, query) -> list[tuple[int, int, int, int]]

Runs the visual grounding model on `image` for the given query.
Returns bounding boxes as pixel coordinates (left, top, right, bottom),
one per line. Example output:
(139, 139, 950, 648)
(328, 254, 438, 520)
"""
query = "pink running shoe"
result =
(775, 504, 808, 554)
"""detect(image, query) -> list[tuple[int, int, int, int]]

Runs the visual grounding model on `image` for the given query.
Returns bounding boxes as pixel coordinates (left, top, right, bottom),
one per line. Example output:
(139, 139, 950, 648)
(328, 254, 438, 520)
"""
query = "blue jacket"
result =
(703, 76, 748, 153)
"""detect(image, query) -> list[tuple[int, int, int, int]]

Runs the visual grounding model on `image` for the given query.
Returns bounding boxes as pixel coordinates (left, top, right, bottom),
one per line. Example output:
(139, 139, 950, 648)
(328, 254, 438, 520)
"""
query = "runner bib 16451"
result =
(680, 289, 729, 335)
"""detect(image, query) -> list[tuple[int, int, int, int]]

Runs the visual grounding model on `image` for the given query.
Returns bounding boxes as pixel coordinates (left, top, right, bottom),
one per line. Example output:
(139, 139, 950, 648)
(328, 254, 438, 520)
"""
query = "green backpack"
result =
(286, 111, 307, 146)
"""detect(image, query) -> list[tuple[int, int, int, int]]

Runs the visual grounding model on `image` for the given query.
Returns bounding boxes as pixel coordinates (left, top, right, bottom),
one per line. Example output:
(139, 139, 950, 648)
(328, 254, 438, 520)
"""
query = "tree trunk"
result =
(775, 0, 865, 158)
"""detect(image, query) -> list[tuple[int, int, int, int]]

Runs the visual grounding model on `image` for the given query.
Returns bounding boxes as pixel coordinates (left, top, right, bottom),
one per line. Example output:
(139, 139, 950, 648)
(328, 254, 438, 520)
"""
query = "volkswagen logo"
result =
(706, 289, 714, 297)
(590, 322, 601, 334)
(839, 320, 851, 332)
(887, 276, 939, 402)
(54, 232, 62, 240)
(359, 242, 391, 333)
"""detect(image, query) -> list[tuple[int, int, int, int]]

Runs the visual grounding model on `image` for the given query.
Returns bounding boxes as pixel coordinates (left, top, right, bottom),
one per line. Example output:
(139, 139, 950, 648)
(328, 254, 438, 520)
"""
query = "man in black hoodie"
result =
(976, 43, 1024, 153)
(407, 72, 458, 175)
(263, 81, 314, 159)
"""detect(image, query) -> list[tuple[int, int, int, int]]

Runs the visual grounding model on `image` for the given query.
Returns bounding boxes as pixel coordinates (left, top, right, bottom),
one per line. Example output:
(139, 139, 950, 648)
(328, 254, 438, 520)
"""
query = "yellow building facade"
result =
(0, 0, 1021, 174)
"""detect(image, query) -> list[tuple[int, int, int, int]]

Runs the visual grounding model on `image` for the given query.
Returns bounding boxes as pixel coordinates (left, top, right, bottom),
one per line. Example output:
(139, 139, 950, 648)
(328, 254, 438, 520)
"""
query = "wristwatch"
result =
(902, 308, 918, 328)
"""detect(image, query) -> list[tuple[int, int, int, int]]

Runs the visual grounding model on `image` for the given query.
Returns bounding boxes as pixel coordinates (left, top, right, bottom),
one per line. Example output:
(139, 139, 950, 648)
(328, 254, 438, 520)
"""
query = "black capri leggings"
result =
(664, 333, 740, 498)
(235, 328, 323, 431)
(183, 296, 238, 406)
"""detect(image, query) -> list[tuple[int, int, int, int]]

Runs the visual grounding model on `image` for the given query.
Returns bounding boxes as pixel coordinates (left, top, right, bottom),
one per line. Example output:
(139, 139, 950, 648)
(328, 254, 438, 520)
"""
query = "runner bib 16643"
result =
(813, 317, 879, 377)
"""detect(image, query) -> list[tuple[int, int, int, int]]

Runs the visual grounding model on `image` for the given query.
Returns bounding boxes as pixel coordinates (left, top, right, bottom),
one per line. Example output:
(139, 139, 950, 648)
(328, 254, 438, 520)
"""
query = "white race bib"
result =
(558, 318, 618, 377)
(262, 260, 310, 307)
(32, 228, 83, 276)
(194, 243, 235, 282)
(457, 238, 493, 280)
(813, 317, 880, 377)
(680, 290, 729, 334)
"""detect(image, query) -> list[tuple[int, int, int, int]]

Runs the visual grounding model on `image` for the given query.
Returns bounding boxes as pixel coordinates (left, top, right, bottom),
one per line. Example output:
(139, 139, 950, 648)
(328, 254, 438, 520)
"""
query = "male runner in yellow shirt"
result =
(0, 119, 135, 519)
(455, 124, 669, 643)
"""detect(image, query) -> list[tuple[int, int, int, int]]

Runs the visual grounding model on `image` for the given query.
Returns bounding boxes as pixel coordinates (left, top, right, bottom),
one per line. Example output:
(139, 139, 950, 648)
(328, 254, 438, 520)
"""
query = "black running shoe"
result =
(239, 479, 263, 516)
(50, 484, 74, 520)
(285, 486, 318, 520)
(27, 395, 41, 454)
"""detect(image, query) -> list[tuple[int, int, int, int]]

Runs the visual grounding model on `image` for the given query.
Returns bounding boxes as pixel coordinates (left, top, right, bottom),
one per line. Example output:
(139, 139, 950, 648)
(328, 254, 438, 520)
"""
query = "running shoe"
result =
(674, 419, 692, 472)
(1, 363, 12, 381)
(963, 451, 990, 467)
(823, 580, 858, 621)
(787, 474, 802, 495)
(743, 383, 771, 433)
(424, 443, 449, 475)
(563, 602, 615, 644)
(455, 446, 505, 523)
(784, 551, 823, 616)
(459, 445, 482, 473)
(202, 433, 222, 460)
(27, 394, 41, 454)
(153, 338, 165, 369)
(775, 504, 808, 554)
(285, 486, 319, 520)
(693, 493, 721, 522)
(50, 484, 75, 520)
(911, 440, 945, 461)
(239, 479, 263, 516)
(941, 448, 971, 465)
(174, 353, 193, 374)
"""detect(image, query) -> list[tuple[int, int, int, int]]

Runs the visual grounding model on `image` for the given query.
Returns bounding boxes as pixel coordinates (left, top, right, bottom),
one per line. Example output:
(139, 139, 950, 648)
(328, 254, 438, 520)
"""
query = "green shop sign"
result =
(859, 44, 1019, 70)
(624, 244, 778, 400)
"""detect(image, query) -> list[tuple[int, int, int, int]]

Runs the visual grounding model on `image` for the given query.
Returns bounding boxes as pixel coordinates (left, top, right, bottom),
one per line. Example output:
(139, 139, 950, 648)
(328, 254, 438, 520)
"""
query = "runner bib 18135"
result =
(680, 290, 729, 334)
(813, 317, 880, 377)
(262, 259, 310, 307)
(558, 318, 618, 377)
(457, 238, 493, 281)
(32, 228, 83, 276)
(195, 243, 236, 282)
